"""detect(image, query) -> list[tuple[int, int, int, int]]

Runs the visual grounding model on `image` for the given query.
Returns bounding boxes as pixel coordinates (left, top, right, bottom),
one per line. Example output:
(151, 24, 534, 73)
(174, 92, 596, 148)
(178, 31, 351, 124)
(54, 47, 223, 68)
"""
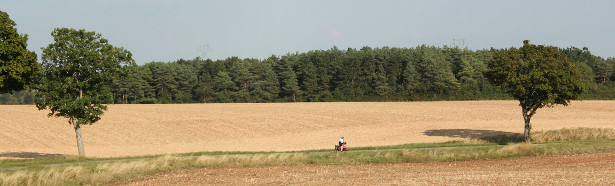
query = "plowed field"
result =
(115, 151, 615, 185)
(1, 101, 614, 158)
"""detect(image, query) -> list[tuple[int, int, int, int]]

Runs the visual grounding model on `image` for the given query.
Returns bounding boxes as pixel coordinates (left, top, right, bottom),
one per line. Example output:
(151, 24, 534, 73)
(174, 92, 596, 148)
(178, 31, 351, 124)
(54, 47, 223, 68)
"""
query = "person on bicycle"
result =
(339, 136, 345, 147)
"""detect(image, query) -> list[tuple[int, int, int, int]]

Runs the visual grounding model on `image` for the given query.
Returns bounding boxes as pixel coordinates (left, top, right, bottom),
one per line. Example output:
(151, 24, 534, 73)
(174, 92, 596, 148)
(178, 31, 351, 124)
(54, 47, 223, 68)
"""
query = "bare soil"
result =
(115, 151, 615, 185)
(1, 101, 614, 158)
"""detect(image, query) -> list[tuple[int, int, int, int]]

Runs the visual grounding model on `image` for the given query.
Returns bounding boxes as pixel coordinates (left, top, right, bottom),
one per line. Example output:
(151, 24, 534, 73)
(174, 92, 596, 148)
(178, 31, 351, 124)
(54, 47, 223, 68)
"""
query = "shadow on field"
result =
(0, 152, 68, 159)
(423, 129, 524, 144)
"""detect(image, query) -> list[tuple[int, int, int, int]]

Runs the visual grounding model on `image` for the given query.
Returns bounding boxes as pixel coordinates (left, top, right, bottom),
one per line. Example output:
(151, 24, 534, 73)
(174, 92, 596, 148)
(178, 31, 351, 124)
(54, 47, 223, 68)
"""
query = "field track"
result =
(1, 101, 614, 158)
(115, 151, 615, 185)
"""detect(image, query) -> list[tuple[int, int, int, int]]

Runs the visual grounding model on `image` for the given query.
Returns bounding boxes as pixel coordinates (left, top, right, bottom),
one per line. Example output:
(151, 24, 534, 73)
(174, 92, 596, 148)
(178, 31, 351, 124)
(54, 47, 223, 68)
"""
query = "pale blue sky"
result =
(3, 0, 615, 65)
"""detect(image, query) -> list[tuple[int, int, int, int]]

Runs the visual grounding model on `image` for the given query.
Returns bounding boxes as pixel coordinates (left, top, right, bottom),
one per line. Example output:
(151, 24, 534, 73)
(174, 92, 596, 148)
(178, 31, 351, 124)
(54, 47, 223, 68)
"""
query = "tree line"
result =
(1, 46, 614, 104)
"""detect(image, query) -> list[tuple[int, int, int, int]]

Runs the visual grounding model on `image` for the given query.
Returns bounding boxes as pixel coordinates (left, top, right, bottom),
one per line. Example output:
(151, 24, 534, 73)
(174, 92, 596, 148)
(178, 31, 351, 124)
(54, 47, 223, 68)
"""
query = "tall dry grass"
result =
(478, 127, 615, 144)
(493, 143, 533, 155)
(347, 142, 536, 164)
(532, 127, 615, 142)
(0, 153, 308, 186)
(0, 166, 87, 186)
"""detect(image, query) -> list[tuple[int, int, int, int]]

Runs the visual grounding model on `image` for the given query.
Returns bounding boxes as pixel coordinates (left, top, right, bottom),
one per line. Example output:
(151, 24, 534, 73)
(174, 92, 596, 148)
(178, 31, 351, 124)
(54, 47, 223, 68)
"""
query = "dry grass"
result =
(477, 127, 615, 144)
(532, 127, 615, 142)
(493, 143, 533, 155)
(0, 153, 311, 186)
(0, 166, 87, 186)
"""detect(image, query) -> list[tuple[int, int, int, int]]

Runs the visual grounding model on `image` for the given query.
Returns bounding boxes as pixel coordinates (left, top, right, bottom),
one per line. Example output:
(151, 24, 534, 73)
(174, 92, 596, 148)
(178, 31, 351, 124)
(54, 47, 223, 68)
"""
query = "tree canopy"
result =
(36, 28, 134, 156)
(2, 43, 614, 105)
(485, 40, 586, 142)
(0, 10, 39, 93)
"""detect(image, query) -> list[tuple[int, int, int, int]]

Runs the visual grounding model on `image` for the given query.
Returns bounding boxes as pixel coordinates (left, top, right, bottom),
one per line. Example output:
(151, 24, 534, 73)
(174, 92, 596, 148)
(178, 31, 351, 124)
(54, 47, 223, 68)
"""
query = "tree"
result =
(277, 56, 300, 102)
(594, 60, 612, 84)
(138, 66, 157, 103)
(249, 61, 278, 102)
(414, 46, 459, 97)
(119, 66, 148, 103)
(403, 57, 420, 98)
(0, 10, 39, 93)
(279, 65, 300, 102)
(373, 62, 390, 98)
(36, 28, 134, 156)
(298, 58, 320, 101)
(230, 59, 254, 102)
(174, 64, 197, 103)
(193, 60, 216, 103)
(485, 40, 585, 142)
(213, 71, 236, 102)
(609, 58, 615, 82)
(146, 62, 177, 103)
(457, 50, 486, 99)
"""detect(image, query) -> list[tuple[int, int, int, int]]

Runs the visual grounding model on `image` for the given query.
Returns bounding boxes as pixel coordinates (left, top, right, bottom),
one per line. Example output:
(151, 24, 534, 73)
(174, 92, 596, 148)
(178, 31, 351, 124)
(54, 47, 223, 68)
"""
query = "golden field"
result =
(1, 101, 614, 158)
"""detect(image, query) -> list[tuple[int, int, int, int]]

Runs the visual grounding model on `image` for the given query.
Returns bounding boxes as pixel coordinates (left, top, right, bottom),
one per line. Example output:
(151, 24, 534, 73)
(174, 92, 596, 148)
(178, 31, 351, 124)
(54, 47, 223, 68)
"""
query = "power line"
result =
(197, 44, 210, 59)
(452, 39, 467, 49)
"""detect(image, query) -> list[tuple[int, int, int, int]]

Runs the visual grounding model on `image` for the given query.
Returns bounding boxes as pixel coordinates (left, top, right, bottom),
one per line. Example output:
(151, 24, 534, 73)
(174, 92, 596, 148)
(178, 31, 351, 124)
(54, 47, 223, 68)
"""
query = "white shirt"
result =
(339, 138, 344, 143)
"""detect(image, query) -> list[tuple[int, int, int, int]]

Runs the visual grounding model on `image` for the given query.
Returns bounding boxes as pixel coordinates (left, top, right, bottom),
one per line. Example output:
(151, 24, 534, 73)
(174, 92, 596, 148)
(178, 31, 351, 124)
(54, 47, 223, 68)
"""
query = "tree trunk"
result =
(76, 90, 86, 156)
(292, 92, 296, 102)
(523, 115, 531, 143)
(71, 118, 86, 157)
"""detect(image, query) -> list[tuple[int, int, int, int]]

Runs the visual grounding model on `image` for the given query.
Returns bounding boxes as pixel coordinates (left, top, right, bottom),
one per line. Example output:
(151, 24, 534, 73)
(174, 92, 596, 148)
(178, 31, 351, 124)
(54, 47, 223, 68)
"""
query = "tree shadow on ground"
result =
(423, 129, 524, 145)
(0, 152, 68, 159)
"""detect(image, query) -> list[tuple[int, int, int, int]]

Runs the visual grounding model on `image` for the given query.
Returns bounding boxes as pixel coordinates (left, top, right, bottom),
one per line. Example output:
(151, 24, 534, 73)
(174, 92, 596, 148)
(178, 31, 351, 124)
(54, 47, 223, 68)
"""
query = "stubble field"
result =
(1, 100, 614, 158)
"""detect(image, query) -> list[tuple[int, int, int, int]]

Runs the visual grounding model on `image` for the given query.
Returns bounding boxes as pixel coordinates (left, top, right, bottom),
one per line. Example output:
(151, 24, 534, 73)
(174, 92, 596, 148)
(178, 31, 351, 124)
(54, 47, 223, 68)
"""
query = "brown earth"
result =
(1, 101, 614, 158)
(115, 151, 615, 185)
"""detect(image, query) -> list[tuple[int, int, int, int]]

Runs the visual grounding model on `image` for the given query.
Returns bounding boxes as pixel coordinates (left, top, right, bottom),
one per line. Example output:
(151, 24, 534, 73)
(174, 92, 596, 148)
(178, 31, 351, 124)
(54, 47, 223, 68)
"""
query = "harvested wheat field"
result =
(1, 101, 614, 158)
(115, 151, 615, 185)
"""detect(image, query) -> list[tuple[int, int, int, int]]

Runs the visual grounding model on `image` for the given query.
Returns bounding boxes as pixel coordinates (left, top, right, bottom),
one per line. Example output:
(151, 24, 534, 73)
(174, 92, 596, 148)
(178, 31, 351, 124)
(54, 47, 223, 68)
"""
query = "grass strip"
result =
(0, 140, 491, 169)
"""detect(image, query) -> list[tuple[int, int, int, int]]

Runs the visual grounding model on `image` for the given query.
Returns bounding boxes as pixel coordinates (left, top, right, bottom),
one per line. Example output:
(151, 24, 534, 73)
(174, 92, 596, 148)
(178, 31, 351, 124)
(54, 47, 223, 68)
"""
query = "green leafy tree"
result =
(278, 64, 299, 102)
(280, 65, 300, 102)
(413, 46, 459, 97)
(403, 58, 420, 98)
(457, 51, 486, 99)
(213, 71, 236, 102)
(138, 66, 157, 103)
(174, 64, 197, 103)
(0, 10, 39, 93)
(299, 59, 320, 101)
(609, 58, 615, 82)
(193, 61, 216, 103)
(230, 59, 254, 102)
(36, 28, 134, 156)
(485, 40, 585, 142)
(146, 62, 177, 103)
(250, 61, 278, 102)
(119, 66, 148, 103)
(261, 56, 281, 100)
(373, 62, 390, 98)
(594, 60, 612, 84)
(333, 48, 362, 100)
(383, 48, 406, 97)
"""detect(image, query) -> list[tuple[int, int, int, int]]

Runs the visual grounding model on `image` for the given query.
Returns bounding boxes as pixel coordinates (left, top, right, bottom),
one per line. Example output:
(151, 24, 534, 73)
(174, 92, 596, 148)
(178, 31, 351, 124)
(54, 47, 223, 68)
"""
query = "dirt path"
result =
(1, 101, 614, 158)
(115, 151, 615, 185)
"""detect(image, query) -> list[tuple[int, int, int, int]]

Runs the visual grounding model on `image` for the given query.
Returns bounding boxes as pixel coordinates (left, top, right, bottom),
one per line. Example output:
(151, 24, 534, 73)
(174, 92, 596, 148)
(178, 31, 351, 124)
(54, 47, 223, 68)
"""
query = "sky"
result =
(3, 0, 615, 65)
